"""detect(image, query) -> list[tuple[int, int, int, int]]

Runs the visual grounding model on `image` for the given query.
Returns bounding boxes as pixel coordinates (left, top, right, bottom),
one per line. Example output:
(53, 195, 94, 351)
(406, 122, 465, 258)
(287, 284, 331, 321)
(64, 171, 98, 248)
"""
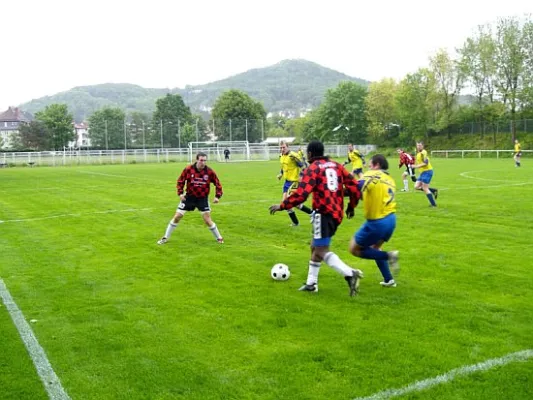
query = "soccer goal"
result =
(188, 141, 269, 163)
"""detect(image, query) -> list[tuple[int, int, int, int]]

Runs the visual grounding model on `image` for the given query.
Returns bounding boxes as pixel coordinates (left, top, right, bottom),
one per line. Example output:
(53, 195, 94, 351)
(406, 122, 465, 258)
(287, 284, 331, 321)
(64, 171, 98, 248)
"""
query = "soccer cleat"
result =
(380, 279, 397, 288)
(217, 237, 224, 244)
(298, 283, 318, 293)
(433, 189, 439, 199)
(400, 188, 408, 192)
(290, 223, 299, 227)
(388, 250, 400, 275)
(157, 237, 168, 245)
(345, 269, 364, 297)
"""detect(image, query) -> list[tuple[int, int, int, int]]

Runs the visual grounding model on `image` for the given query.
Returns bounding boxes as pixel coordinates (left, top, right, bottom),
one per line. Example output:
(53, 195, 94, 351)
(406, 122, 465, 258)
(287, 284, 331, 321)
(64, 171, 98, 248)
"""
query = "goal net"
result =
(188, 141, 269, 163)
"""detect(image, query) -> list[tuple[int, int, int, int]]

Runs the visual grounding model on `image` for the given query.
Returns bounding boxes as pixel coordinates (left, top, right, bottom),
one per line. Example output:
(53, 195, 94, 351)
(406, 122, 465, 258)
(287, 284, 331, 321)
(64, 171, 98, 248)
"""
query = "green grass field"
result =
(1, 158, 532, 400)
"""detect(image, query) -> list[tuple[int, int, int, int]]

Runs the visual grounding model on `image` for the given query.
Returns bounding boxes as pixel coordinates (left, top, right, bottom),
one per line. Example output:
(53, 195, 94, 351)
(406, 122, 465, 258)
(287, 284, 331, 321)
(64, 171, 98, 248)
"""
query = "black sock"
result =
(288, 212, 299, 225)
(429, 188, 436, 194)
(299, 205, 313, 214)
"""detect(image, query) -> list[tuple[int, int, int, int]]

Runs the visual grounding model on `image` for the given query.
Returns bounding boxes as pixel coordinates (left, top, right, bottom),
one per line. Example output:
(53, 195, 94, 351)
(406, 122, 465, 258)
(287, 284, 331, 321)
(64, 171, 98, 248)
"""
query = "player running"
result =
(343, 143, 365, 179)
(397, 148, 416, 191)
(269, 140, 363, 297)
(514, 139, 522, 167)
(413, 142, 438, 207)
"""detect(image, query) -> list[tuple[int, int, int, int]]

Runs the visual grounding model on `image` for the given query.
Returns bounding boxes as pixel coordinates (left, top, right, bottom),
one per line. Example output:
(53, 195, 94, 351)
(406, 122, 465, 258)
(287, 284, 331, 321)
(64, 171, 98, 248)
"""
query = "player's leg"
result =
(283, 182, 300, 226)
(517, 153, 521, 167)
(200, 199, 223, 243)
(158, 200, 189, 244)
(349, 215, 397, 286)
(401, 171, 409, 191)
(289, 182, 312, 214)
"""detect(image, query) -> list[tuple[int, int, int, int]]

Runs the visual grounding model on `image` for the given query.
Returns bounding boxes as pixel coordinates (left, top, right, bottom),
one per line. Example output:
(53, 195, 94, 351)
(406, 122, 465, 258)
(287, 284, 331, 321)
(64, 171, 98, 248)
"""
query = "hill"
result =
(20, 59, 368, 122)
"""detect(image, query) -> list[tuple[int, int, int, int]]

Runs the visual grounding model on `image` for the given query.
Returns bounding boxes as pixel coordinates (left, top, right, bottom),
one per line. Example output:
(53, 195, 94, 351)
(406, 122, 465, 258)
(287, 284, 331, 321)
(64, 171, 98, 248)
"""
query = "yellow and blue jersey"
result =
(416, 149, 433, 172)
(360, 169, 396, 220)
(515, 142, 521, 153)
(280, 151, 303, 182)
(348, 149, 365, 171)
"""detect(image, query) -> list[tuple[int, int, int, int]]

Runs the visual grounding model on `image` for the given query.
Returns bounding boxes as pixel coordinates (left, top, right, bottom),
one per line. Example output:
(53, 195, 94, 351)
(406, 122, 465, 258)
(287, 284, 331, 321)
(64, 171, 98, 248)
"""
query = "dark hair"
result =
(196, 152, 207, 160)
(307, 140, 324, 159)
(371, 154, 389, 170)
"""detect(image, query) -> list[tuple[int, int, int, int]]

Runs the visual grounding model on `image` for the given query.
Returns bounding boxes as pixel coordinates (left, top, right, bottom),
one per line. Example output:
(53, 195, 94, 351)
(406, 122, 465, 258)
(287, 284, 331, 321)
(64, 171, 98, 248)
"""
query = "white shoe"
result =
(157, 237, 168, 245)
(401, 188, 408, 192)
(388, 250, 399, 275)
(380, 279, 397, 288)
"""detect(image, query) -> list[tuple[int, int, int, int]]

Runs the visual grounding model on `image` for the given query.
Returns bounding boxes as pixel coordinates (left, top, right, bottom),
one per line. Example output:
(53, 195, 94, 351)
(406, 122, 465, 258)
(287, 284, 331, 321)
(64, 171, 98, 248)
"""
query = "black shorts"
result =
(177, 196, 210, 213)
(515, 152, 522, 157)
(405, 166, 415, 176)
(312, 212, 339, 245)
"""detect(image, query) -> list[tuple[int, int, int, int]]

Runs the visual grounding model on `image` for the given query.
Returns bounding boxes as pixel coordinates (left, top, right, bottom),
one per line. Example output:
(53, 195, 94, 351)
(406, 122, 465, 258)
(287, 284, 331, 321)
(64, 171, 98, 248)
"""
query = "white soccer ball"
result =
(271, 263, 291, 281)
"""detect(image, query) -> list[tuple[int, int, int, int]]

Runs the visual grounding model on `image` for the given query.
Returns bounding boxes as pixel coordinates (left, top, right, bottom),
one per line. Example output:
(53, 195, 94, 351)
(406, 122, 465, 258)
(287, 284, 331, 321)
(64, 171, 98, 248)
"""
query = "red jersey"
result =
(280, 158, 361, 224)
(177, 163, 223, 199)
(398, 151, 415, 168)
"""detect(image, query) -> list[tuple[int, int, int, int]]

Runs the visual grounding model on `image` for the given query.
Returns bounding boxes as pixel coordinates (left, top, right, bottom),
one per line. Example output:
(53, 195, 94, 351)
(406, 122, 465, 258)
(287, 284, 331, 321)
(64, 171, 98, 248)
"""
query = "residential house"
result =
(70, 122, 91, 148)
(0, 107, 32, 149)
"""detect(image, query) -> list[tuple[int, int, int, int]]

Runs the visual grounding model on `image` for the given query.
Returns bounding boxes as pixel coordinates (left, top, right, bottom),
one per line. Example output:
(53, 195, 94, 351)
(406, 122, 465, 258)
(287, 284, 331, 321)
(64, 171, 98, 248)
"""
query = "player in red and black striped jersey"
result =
(269, 140, 364, 297)
(397, 148, 416, 191)
(157, 152, 224, 245)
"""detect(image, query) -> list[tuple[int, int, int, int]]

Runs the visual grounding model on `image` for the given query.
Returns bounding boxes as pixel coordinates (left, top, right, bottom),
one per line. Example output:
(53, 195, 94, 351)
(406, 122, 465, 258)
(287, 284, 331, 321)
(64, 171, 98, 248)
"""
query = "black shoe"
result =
(433, 189, 439, 199)
(344, 269, 364, 297)
(298, 283, 318, 292)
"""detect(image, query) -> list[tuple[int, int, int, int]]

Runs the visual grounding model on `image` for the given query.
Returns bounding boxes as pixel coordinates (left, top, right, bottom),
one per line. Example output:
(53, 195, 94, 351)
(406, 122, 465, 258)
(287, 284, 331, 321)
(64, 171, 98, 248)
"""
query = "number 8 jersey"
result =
(281, 158, 361, 224)
(360, 169, 396, 220)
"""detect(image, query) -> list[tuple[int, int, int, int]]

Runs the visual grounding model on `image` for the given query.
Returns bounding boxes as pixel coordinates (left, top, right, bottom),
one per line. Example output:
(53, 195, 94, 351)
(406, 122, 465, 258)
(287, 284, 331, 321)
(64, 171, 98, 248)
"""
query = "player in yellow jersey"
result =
(343, 143, 365, 179)
(348, 154, 399, 287)
(277, 141, 312, 226)
(297, 146, 308, 168)
(514, 139, 522, 167)
(413, 142, 438, 207)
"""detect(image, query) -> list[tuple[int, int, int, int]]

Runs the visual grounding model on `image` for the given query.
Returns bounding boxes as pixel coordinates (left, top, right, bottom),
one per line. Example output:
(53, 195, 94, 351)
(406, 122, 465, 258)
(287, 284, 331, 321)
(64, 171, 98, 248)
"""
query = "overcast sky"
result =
(1, 0, 531, 111)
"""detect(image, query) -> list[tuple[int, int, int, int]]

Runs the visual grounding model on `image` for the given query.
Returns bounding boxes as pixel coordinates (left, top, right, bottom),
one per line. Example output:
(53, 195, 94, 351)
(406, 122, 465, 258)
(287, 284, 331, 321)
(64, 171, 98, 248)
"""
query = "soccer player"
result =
(223, 148, 230, 162)
(343, 143, 366, 179)
(269, 140, 364, 297)
(349, 154, 399, 288)
(514, 139, 521, 167)
(157, 152, 224, 245)
(413, 142, 438, 207)
(277, 141, 312, 226)
(297, 146, 309, 168)
(397, 148, 416, 191)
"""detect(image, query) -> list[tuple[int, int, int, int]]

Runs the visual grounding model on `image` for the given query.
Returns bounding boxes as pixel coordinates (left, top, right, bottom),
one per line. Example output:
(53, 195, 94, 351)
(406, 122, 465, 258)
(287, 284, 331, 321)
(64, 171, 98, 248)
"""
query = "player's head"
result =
(396, 148, 403, 154)
(416, 142, 425, 151)
(307, 140, 324, 161)
(369, 154, 389, 170)
(280, 141, 289, 155)
(347, 143, 353, 151)
(515, 139, 519, 144)
(196, 152, 207, 169)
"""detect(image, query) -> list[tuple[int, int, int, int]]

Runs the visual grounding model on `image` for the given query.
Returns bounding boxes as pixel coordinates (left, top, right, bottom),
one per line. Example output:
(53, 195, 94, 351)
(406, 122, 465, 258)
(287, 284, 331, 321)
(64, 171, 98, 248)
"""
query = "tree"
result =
(395, 68, 438, 143)
(430, 49, 464, 137)
(494, 16, 529, 141)
(128, 111, 151, 148)
(210, 90, 266, 142)
(18, 121, 49, 150)
(365, 78, 399, 144)
(306, 81, 367, 143)
(152, 94, 193, 147)
(88, 107, 126, 149)
(35, 104, 75, 150)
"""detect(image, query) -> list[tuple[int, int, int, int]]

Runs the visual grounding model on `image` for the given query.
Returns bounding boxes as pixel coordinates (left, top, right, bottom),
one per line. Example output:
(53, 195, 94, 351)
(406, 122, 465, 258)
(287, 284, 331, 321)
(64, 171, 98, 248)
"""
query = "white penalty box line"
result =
(353, 349, 533, 400)
(0, 278, 71, 400)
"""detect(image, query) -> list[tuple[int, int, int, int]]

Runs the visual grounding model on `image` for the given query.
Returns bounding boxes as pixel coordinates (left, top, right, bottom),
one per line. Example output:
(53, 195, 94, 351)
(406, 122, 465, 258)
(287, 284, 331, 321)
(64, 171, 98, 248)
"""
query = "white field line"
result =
(0, 200, 272, 224)
(353, 349, 533, 400)
(0, 279, 71, 400)
(459, 170, 508, 182)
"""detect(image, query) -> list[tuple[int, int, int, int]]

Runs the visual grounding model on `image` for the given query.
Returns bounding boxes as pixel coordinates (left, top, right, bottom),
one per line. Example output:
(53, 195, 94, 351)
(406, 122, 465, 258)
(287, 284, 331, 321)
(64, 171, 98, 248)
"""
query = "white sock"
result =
(209, 223, 222, 240)
(164, 220, 177, 238)
(324, 252, 353, 276)
(306, 261, 321, 285)
(403, 179, 408, 190)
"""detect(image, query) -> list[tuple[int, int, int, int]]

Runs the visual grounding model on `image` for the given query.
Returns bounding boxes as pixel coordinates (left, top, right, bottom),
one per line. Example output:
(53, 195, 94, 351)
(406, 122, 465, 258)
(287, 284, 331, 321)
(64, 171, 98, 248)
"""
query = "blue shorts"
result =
(283, 180, 298, 194)
(355, 213, 396, 248)
(353, 168, 363, 176)
(417, 170, 433, 184)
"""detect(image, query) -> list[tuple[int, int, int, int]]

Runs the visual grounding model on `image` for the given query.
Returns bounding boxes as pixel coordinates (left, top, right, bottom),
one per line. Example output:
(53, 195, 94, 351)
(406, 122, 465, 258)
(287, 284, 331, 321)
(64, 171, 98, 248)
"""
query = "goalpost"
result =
(188, 141, 270, 163)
